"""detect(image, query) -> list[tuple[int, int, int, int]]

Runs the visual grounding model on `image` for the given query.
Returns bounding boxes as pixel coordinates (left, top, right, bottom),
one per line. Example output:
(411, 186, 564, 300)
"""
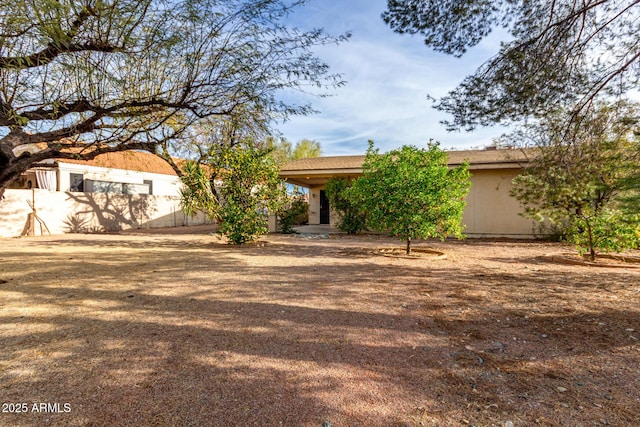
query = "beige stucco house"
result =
(279, 148, 538, 238)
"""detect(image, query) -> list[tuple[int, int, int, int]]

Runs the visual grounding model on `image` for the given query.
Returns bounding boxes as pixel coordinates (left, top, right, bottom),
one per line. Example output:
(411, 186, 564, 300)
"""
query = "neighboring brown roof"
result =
(280, 148, 529, 172)
(57, 151, 178, 176)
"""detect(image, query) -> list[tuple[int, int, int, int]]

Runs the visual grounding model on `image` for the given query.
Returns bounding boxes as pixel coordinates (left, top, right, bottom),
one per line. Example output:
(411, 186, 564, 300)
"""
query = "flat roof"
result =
(281, 148, 528, 172)
(280, 148, 530, 186)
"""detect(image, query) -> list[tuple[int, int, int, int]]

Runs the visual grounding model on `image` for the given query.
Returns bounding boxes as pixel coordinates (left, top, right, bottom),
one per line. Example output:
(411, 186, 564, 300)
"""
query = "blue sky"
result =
(276, 0, 511, 156)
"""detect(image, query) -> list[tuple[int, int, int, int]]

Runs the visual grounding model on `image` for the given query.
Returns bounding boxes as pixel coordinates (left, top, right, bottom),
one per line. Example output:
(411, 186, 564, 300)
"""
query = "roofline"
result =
(280, 168, 364, 176)
(280, 150, 530, 174)
(280, 160, 526, 175)
(450, 159, 527, 170)
(54, 159, 178, 176)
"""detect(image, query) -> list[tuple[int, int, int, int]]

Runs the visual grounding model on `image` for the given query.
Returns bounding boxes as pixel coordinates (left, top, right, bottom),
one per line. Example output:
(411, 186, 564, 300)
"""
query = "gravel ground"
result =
(1, 229, 639, 426)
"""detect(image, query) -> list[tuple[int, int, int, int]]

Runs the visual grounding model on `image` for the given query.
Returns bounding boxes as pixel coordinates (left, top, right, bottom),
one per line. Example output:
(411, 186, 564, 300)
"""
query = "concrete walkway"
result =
(292, 224, 342, 234)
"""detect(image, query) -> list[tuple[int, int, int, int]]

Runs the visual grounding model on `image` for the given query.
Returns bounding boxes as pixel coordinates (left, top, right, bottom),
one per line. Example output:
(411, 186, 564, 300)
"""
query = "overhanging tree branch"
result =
(383, 0, 640, 129)
(0, 42, 122, 69)
(0, 0, 348, 192)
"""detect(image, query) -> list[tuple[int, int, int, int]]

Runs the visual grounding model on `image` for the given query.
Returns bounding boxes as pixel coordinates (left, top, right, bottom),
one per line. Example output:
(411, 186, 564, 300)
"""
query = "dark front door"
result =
(319, 190, 330, 224)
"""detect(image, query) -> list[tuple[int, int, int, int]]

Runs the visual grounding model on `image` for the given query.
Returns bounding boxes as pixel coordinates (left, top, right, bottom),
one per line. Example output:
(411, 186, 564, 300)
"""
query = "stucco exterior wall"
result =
(304, 169, 537, 237)
(0, 189, 210, 238)
(57, 162, 182, 196)
(463, 168, 535, 237)
(308, 188, 321, 225)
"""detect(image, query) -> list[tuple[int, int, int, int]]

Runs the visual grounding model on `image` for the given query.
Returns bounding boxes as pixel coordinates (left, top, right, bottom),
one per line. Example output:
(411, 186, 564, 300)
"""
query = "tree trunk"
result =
(0, 160, 29, 197)
(406, 237, 411, 255)
(1, 134, 38, 194)
(585, 219, 596, 262)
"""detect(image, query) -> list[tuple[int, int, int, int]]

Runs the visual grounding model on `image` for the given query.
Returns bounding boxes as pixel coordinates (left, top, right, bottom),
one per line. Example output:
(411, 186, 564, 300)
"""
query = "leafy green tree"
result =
(181, 144, 286, 244)
(510, 101, 640, 260)
(0, 0, 348, 194)
(265, 137, 294, 167)
(324, 177, 367, 234)
(382, 1, 640, 130)
(165, 107, 273, 171)
(352, 141, 470, 254)
(291, 139, 322, 160)
(267, 137, 322, 166)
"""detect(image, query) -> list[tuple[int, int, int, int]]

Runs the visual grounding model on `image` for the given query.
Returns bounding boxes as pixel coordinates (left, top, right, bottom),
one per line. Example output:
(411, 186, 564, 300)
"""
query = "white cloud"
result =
(276, 0, 511, 155)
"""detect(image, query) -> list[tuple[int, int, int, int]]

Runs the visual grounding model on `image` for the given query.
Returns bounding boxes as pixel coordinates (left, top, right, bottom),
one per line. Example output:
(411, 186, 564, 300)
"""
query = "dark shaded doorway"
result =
(319, 190, 330, 224)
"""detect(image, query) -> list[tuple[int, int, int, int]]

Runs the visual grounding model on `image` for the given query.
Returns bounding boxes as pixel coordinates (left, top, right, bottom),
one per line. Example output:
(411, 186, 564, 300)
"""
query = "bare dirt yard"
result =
(1, 228, 639, 427)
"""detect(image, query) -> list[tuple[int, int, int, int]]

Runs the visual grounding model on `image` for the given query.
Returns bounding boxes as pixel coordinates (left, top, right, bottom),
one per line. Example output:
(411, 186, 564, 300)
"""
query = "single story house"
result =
(1, 149, 209, 237)
(8, 145, 184, 196)
(279, 148, 538, 238)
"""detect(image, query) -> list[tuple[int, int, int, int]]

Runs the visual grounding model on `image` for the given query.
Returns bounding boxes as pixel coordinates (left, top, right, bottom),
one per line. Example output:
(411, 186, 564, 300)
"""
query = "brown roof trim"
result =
(280, 148, 530, 173)
(280, 155, 366, 172)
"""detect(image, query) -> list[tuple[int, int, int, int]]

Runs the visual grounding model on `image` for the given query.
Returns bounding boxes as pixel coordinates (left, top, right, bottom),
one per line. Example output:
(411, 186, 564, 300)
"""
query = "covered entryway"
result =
(276, 155, 365, 227)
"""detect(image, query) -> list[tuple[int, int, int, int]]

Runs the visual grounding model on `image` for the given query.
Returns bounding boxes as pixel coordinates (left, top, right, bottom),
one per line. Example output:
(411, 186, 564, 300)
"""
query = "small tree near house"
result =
(351, 141, 471, 254)
(180, 144, 286, 244)
(324, 177, 367, 234)
(510, 102, 640, 260)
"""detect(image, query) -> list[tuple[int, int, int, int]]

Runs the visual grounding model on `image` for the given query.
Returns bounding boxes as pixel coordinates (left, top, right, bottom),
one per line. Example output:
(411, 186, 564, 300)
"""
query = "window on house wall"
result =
(70, 173, 84, 192)
(88, 180, 124, 193)
(143, 180, 153, 195)
(123, 182, 150, 194)
(84, 180, 150, 194)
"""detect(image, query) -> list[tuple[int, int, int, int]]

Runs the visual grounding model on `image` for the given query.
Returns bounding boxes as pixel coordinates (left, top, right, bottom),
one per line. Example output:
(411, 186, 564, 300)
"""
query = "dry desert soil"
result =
(1, 227, 639, 426)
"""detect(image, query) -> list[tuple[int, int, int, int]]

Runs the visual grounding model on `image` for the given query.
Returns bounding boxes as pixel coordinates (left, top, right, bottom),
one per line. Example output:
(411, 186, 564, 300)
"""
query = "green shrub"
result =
(279, 196, 308, 234)
(325, 177, 367, 234)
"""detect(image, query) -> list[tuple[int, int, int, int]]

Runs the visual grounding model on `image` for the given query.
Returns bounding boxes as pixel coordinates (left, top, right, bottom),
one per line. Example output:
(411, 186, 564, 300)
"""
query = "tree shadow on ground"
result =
(0, 235, 638, 426)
